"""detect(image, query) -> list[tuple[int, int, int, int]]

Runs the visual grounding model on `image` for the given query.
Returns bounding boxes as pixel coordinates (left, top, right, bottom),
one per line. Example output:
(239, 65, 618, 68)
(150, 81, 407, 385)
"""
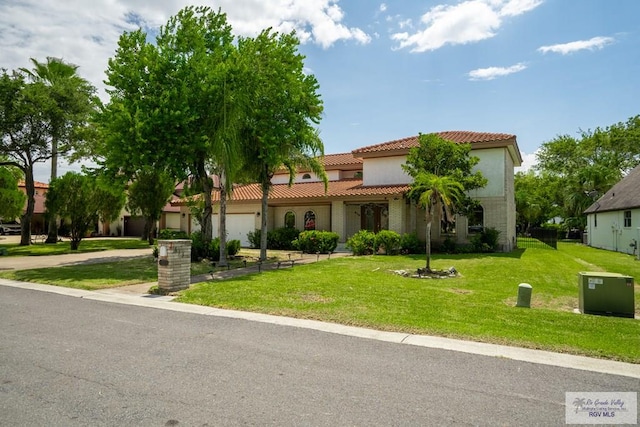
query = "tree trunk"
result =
(425, 204, 434, 271)
(218, 177, 228, 267)
(145, 216, 155, 245)
(45, 139, 58, 244)
(20, 164, 35, 246)
(197, 163, 213, 244)
(259, 181, 269, 261)
(425, 220, 432, 271)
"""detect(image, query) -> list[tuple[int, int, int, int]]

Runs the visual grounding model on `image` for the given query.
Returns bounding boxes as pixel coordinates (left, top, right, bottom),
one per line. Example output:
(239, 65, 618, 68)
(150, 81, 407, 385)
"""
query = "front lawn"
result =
(177, 243, 640, 363)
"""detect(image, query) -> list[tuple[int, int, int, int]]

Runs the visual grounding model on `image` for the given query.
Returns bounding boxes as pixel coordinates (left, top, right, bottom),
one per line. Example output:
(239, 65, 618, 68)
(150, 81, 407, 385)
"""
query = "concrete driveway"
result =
(0, 235, 153, 271)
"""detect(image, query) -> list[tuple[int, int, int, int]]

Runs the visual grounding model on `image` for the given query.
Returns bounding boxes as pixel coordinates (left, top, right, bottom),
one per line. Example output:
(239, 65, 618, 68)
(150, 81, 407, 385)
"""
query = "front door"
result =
(361, 204, 388, 233)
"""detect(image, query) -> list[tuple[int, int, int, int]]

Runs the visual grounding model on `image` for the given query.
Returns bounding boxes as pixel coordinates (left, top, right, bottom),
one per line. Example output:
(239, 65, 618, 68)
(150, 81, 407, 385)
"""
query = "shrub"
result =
(346, 230, 376, 255)
(247, 229, 260, 249)
(190, 231, 210, 261)
(227, 239, 240, 256)
(400, 232, 423, 254)
(247, 228, 300, 250)
(375, 230, 401, 255)
(439, 236, 457, 254)
(158, 229, 189, 240)
(471, 227, 500, 252)
(268, 227, 300, 250)
(294, 230, 339, 254)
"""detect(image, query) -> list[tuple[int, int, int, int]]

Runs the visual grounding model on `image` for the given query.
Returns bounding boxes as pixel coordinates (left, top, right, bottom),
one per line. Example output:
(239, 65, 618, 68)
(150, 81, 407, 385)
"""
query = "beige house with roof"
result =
(584, 164, 640, 256)
(176, 131, 522, 251)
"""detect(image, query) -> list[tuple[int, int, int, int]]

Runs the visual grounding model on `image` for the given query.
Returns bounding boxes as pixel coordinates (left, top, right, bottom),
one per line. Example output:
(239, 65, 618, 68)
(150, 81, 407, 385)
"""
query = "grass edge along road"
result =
(1, 240, 638, 363)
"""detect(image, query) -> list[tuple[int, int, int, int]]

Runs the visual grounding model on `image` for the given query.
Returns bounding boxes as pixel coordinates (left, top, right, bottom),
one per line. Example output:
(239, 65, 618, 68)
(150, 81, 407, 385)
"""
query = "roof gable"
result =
(585, 164, 640, 213)
(351, 131, 522, 165)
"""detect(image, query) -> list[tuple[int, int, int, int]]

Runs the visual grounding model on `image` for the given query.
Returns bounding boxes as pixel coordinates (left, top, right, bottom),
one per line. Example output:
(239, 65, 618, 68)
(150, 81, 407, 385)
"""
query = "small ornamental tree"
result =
(46, 172, 124, 250)
(403, 133, 487, 271)
(127, 168, 175, 245)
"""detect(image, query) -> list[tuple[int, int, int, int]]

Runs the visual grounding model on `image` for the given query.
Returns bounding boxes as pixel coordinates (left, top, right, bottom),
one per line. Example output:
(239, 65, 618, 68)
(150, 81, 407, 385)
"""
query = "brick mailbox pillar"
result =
(157, 239, 192, 292)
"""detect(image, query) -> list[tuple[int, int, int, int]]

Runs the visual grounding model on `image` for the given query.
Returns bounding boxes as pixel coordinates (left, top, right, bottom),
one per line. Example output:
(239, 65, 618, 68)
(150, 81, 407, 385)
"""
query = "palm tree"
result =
(21, 57, 95, 243)
(237, 30, 326, 261)
(407, 172, 464, 271)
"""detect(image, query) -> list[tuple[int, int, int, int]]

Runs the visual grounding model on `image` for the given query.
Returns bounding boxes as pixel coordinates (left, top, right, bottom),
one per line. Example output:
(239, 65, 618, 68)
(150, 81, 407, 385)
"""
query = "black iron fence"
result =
(517, 227, 558, 249)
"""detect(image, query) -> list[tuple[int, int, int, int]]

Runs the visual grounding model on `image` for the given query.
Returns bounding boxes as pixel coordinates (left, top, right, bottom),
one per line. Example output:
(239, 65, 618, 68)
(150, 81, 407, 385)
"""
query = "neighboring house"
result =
(174, 131, 522, 251)
(101, 192, 183, 237)
(584, 164, 640, 256)
(17, 181, 49, 234)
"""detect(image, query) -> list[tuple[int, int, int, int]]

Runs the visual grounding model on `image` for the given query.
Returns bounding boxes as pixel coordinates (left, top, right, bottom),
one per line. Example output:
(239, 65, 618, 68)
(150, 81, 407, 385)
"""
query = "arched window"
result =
(284, 211, 296, 229)
(302, 173, 311, 179)
(467, 205, 484, 234)
(304, 210, 316, 230)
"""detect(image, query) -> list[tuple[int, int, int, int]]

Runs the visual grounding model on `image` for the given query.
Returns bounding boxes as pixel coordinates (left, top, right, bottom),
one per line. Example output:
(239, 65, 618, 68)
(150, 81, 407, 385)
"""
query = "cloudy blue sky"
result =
(1, 0, 639, 182)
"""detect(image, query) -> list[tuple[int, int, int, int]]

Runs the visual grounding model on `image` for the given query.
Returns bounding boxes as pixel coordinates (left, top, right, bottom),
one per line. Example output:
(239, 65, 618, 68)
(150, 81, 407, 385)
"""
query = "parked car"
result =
(0, 220, 21, 235)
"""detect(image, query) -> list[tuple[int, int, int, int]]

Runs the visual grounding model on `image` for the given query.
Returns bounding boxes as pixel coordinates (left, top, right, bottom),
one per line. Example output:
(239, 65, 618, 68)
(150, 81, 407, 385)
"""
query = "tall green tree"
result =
(514, 171, 562, 231)
(0, 166, 26, 221)
(535, 116, 640, 229)
(46, 172, 124, 250)
(402, 133, 487, 269)
(0, 70, 56, 245)
(237, 29, 326, 261)
(20, 57, 97, 243)
(127, 168, 176, 245)
(98, 6, 242, 257)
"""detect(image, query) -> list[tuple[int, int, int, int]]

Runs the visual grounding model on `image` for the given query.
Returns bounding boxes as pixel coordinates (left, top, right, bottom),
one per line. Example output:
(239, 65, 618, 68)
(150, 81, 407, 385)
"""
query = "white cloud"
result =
(468, 62, 527, 80)
(515, 151, 538, 173)
(380, 3, 387, 13)
(0, 0, 370, 101)
(498, 0, 544, 17)
(391, 0, 542, 52)
(538, 36, 614, 55)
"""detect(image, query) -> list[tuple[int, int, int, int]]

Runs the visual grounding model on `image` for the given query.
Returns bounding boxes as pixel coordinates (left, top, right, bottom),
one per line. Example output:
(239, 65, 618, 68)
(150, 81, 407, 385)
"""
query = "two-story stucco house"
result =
(176, 131, 522, 251)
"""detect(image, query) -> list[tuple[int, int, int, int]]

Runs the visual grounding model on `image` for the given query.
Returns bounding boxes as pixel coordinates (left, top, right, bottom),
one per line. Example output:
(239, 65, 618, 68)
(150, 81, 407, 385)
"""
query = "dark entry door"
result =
(361, 204, 386, 233)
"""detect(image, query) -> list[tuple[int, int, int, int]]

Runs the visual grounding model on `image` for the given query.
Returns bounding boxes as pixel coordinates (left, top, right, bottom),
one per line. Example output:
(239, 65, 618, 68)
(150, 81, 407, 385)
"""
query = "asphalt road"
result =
(1, 286, 638, 426)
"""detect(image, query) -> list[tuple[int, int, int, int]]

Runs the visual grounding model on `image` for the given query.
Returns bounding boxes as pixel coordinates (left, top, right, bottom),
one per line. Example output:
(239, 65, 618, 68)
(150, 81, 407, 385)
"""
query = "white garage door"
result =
(211, 214, 255, 247)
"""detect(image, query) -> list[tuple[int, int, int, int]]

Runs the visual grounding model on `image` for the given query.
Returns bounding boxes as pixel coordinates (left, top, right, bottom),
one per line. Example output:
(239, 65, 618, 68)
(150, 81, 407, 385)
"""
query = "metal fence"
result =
(517, 227, 558, 250)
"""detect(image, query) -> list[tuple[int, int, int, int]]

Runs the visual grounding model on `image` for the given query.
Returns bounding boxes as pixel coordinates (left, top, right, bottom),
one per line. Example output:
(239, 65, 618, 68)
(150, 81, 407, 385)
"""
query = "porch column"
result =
(331, 200, 346, 242)
(388, 197, 404, 235)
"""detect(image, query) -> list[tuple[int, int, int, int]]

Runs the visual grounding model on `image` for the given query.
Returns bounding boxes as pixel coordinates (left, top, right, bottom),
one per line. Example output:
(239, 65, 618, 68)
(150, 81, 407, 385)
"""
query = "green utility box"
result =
(578, 272, 635, 318)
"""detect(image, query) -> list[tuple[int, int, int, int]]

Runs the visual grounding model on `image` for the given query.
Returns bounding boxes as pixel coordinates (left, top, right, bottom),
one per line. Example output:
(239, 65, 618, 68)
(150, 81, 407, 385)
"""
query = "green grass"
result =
(177, 243, 640, 363)
(0, 257, 159, 290)
(0, 238, 151, 256)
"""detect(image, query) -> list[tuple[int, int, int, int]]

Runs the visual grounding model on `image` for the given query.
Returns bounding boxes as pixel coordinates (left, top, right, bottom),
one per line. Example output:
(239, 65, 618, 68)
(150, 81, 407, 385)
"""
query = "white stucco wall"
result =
(362, 156, 410, 186)
(466, 148, 506, 198)
(586, 209, 640, 255)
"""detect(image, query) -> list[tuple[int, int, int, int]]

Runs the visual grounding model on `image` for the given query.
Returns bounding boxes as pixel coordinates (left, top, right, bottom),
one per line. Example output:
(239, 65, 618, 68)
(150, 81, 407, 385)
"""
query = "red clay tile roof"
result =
(173, 179, 408, 205)
(352, 131, 516, 154)
(321, 152, 362, 168)
(18, 180, 49, 189)
(277, 152, 362, 174)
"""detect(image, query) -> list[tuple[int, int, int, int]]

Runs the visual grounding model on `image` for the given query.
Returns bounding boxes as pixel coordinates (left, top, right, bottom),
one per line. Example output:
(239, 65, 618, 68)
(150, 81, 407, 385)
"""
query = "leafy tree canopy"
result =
(127, 167, 176, 245)
(533, 114, 640, 229)
(0, 166, 26, 221)
(402, 133, 487, 216)
(46, 172, 124, 250)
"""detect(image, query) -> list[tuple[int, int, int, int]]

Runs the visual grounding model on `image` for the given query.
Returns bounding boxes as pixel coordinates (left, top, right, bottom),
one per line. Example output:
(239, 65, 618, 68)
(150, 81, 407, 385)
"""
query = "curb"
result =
(1, 278, 639, 380)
